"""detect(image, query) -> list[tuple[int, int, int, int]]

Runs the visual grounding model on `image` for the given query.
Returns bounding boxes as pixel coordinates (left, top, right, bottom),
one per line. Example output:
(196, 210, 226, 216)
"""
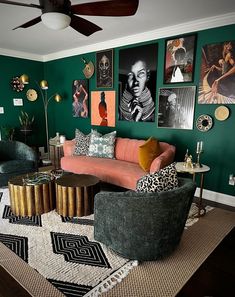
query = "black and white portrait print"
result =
(119, 43, 158, 122)
(158, 87, 196, 129)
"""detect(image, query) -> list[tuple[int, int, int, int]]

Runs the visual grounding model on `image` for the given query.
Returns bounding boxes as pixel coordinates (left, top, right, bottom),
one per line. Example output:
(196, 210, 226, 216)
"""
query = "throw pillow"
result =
(73, 129, 100, 156)
(136, 162, 178, 193)
(138, 137, 161, 172)
(88, 131, 116, 159)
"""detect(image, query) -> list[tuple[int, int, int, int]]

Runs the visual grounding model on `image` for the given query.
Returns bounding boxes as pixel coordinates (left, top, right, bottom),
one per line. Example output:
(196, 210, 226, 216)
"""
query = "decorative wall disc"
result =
(11, 76, 24, 92)
(26, 89, 38, 101)
(214, 106, 229, 121)
(196, 114, 213, 132)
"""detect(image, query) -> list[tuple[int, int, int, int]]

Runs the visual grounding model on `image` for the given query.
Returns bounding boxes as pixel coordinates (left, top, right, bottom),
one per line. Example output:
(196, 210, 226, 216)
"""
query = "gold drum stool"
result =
(55, 174, 100, 217)
(8, 173, 55, 216)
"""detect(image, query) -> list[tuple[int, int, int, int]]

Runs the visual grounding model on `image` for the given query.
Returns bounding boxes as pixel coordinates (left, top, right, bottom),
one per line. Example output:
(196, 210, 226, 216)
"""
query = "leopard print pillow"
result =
(73, 129, 91, 156)
(136, 163, 178, 193)
(73, 129, 100, 156)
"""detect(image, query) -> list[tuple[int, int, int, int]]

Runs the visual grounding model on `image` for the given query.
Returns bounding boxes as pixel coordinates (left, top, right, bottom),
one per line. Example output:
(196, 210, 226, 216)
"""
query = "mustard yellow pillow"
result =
(138, 137, 160, 172)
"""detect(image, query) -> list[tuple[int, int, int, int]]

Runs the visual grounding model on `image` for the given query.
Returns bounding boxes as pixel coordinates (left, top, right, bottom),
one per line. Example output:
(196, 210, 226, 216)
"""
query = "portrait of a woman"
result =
(72, 79, 89, 117)
(199, 40, 235, 104)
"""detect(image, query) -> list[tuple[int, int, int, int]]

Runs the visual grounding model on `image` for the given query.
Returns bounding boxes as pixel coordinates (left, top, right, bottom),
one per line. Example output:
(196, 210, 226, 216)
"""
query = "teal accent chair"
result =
(94, 177, 196, 261)
(0, 140, 38, 186)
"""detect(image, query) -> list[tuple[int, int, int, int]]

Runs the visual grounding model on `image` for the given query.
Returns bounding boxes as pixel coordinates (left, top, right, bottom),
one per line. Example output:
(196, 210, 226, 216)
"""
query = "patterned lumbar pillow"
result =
(88, 131, 116, 159)
(136, 162, 178, 192)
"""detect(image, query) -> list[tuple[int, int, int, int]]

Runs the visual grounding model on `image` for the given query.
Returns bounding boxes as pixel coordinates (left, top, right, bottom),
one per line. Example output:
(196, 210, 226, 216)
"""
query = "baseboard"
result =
(195, 188, 235, 208)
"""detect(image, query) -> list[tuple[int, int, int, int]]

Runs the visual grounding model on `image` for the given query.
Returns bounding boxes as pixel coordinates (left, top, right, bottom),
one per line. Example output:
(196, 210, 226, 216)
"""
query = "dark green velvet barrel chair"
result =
(94, 177, 196, 261)
(0, 140, 38, 186)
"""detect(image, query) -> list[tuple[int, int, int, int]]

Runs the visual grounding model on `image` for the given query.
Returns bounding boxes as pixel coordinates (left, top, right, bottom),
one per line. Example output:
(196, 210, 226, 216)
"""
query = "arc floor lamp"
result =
(20, 74, 62, 161)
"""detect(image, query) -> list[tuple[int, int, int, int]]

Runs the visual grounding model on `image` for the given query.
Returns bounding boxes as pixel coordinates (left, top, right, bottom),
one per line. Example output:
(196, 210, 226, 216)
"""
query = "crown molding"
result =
(1, 12, 235, 62)
(0, 47, 43, 62)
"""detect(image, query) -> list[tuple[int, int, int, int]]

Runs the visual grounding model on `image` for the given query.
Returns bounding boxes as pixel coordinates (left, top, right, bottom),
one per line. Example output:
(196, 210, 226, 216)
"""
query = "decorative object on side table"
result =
(20, 74, 62, 162)
(195, 141, 203, 168)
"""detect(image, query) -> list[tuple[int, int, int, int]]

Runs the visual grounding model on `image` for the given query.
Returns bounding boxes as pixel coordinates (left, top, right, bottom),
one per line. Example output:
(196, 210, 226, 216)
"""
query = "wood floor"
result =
(0, 203, 234, 297)
(177, 226, 235, 297)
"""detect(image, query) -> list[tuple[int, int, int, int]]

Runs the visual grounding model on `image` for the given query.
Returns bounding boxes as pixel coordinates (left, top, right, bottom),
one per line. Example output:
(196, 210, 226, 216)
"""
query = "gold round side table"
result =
(8, 174, 55, 217)
(55, 173, 100, 217)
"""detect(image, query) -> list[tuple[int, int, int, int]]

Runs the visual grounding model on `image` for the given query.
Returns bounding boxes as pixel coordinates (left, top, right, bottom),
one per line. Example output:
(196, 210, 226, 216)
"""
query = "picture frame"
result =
(118, 43, 158, 122)
(96, 49, 113, 88)
(91, 91, 116, 127)
(157, 86, 196, 129)
(72, 79, 89, 118)
(198, 40, 235, 104)
(163, 34, 197, 84)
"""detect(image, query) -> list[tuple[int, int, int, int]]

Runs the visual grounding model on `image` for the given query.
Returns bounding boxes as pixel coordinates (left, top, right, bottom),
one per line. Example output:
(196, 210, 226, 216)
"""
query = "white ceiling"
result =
(0, 0, 235, 61)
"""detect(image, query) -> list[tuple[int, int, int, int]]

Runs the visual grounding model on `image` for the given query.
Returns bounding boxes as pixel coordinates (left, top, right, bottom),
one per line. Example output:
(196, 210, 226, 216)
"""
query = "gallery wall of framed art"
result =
(4, 23, 235, 197)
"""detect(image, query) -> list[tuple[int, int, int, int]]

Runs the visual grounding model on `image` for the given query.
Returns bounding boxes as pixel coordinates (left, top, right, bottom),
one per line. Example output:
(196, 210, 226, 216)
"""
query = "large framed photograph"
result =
(72, 79, 89, 118)
(91, 91, 116, 127)
(198, 40, 235, 104)
(164, 34, 197, 84)
(96, 49, 113, 88)
(118, 43, 158, 122)
(158, 86, 196, 129)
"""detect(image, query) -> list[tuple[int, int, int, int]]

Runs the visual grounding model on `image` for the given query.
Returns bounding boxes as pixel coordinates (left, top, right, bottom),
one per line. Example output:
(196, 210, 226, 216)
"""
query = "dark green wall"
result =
(0, 55, 44, 146)
(1, 23, 235, 198)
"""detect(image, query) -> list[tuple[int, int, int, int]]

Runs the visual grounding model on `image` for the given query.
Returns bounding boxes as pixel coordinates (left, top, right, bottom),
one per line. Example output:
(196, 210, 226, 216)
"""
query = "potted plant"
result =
(1, 126, 15, 140)
(19, 111, 34, 135)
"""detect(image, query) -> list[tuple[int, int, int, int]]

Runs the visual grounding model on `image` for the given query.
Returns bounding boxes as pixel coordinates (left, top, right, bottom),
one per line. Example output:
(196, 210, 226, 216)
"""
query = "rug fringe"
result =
(84, 260, 138, 297)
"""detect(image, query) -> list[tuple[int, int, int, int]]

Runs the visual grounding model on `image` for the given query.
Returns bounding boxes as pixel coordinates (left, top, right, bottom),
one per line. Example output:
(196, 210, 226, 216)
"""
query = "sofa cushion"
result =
(136, 163, 178, 193)
(88, 131, 116, 159)
(0, 160, 35, 174)
(138, 137, 160, 172)
(115, 137, 145, 163)
(61, 155, 146, 190)
(73, 129, 91, 156)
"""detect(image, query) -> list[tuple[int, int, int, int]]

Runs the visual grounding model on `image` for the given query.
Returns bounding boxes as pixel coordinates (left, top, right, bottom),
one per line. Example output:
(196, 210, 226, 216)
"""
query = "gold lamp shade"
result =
(40, 80, 48, 90)
(54, 94, 62, 102)
(20, 74, 29, 84)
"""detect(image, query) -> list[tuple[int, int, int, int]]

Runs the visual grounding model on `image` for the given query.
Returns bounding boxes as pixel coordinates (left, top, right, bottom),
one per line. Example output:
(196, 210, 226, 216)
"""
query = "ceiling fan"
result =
(0, 0, 139, 36)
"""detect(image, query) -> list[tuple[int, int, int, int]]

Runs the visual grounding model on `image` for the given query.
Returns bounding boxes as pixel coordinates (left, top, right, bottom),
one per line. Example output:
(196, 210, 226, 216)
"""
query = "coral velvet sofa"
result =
(61, 137, 176, 190)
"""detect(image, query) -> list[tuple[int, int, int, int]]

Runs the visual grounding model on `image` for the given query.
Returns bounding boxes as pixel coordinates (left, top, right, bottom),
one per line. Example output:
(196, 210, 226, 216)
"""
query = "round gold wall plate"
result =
(215, 106, 229, 121)
(26, 89, 38, 101)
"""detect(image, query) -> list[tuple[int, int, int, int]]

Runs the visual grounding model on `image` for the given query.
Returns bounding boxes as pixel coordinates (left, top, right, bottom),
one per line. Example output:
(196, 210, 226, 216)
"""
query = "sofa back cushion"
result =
(115, 137, 145, 164)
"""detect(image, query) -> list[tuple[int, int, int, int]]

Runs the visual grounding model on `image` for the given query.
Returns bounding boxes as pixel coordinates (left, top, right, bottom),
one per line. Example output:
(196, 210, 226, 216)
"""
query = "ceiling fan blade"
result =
(13, 16, 42, 30)
(71, 0, 139, 17)
(70, 15, 102, 37)
(0, 0, 42, 9)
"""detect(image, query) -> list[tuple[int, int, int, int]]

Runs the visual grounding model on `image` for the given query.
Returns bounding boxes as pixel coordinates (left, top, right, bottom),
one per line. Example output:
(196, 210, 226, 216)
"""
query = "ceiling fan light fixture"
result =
(41, 12, 71, 30)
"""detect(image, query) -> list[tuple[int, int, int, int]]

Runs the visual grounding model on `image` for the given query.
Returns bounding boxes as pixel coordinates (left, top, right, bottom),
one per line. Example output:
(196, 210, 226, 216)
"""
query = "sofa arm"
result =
(14, 142, 37, 163)
(150, 145, 176, 173)
(63, 140, 75, 156)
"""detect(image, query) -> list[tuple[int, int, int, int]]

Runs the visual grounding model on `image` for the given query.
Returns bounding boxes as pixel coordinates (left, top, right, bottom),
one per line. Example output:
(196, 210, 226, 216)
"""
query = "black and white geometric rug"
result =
(0, 189, 138, 297)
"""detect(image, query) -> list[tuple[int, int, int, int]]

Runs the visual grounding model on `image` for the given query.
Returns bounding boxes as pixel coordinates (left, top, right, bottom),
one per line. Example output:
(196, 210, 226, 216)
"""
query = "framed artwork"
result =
(96, 49, 113, 88)
(158, 86, 196, 129)
(72, 79, 89, 118)
(91, 91, 116, 127)
(198, 40, 235, 104)
(118, 43, 158, 122)
(164, 34, 197, 84)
